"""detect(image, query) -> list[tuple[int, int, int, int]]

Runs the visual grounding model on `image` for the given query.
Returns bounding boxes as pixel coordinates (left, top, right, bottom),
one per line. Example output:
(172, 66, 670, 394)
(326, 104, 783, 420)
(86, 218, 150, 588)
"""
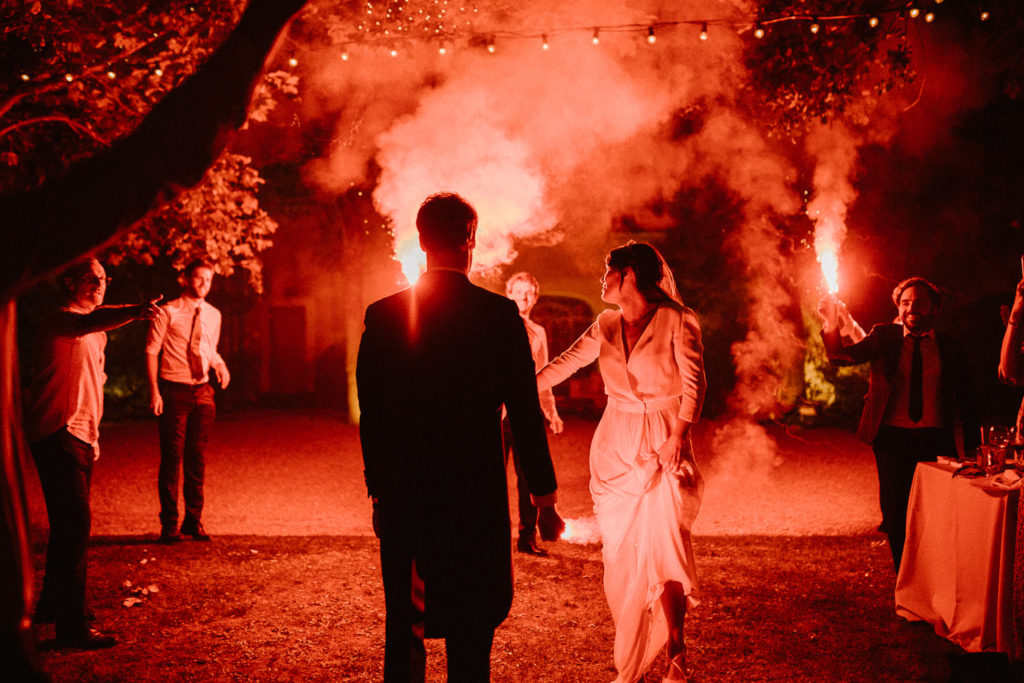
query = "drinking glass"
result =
(988, 425, 1012, 448)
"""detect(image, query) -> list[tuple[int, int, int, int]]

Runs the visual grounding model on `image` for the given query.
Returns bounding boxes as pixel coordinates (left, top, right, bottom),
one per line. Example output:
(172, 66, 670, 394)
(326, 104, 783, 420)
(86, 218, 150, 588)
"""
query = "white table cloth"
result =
(895, 461, 1019, 653)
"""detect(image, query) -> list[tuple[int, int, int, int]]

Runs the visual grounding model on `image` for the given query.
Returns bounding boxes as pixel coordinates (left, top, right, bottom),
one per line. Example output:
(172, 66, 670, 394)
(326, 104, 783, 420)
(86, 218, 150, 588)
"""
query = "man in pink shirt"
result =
(504, 272, 563, 556)
(25, 258, 160, 649)
(146, 260, 230, 543)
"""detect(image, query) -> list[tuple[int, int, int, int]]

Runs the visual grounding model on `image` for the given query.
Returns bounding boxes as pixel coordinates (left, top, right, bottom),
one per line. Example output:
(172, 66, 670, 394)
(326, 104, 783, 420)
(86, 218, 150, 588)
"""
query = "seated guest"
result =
(821, 278, 979, 572)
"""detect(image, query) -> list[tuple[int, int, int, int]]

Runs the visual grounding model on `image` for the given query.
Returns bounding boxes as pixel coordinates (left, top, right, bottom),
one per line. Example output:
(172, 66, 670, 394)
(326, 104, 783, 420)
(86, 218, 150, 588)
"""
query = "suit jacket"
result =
(356, 269, 558, 632)
(823, 323, 979, 456)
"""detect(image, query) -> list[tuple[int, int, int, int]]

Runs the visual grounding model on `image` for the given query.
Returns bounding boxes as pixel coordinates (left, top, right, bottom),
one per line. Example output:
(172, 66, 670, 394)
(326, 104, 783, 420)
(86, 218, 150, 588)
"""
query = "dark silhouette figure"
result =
(357, 193, 564, 682)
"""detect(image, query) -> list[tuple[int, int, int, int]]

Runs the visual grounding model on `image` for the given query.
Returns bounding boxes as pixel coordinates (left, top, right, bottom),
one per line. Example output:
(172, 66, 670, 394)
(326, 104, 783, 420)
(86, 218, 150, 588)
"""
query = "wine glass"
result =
(988, 425, 1012, 448)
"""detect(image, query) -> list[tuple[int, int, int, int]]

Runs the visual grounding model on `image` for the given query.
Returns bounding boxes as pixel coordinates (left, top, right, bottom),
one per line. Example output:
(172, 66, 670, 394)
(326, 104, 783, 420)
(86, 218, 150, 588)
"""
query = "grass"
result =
(34, 533, 974, 682)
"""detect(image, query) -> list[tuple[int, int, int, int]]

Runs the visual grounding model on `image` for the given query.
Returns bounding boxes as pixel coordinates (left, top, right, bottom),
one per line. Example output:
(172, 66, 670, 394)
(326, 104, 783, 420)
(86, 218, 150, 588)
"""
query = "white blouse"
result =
(537, 305, 706, 423)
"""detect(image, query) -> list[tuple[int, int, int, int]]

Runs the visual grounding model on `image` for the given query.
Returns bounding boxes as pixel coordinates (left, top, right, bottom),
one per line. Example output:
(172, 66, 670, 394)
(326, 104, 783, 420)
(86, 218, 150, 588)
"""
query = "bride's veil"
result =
(653, 247, 686, 308)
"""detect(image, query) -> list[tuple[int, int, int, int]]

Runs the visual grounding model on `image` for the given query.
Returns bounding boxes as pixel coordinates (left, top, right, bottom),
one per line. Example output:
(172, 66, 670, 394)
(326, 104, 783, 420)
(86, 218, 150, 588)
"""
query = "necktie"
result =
(909, 335, 923, 423)
(188, 305, 204, 381)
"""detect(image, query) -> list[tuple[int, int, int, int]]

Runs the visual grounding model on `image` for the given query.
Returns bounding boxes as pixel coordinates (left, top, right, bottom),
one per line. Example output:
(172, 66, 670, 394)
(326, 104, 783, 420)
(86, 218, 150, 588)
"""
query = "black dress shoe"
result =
(54, 627, 118, 650)
(159, 528, 183, 543)
(180, 522, 211, 541)
(516, 536, 549, 556)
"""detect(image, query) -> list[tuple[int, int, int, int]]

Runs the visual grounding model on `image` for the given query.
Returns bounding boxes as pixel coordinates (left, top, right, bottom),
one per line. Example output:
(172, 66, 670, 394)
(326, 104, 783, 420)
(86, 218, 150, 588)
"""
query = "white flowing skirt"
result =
(591, 399, 703, 683)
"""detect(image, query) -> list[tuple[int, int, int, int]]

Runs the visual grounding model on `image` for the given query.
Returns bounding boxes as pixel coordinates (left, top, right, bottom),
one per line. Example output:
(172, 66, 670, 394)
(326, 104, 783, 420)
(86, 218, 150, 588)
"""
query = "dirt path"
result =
(24, 410, 879, 539)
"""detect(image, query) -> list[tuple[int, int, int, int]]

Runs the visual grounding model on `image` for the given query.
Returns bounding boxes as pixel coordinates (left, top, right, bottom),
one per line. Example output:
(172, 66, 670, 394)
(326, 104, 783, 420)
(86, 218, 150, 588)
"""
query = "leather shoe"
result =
(54, 627, 117, 650)
(516, 536, 549, 556)
(159, 528, 183, 543)
(180, 522, 211, 541)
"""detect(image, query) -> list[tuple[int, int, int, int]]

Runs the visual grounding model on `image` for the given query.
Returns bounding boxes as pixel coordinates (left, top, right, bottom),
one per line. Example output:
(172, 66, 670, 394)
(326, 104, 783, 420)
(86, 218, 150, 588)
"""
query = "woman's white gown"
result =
(538, 305, 706, 683)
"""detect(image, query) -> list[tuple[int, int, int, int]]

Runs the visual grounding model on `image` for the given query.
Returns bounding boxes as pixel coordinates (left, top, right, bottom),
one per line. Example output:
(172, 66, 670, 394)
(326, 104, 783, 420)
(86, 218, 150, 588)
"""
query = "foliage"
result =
(744, 0, 916, 140)
(102, 153, 278, 293)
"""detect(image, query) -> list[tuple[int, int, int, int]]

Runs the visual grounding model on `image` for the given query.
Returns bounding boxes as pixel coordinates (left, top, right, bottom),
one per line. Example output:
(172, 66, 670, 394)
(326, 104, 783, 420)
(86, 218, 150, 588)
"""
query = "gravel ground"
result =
(23, 409, 880, 540)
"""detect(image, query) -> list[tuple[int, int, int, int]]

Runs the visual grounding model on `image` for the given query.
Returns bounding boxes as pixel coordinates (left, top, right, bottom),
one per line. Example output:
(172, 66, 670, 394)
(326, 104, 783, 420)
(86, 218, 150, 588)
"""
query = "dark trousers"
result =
(30, 428, 93, 639)
(379, 522, 494, 683)
(873, 425, 946, 571)
(158, 380, 215, 531)
(502, 421, 537, 540)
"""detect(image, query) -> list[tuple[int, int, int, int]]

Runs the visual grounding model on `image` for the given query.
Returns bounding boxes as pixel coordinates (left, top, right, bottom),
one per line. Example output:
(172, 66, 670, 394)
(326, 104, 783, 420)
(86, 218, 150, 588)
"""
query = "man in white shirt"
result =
(26, 258, 160, 649)
(146, 259, 230, 543)
(504, 272, 563, 556)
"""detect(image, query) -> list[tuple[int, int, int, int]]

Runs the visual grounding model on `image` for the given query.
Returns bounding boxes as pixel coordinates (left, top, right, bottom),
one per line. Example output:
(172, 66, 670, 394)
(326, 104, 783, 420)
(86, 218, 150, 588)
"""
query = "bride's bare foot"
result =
(662, 649, 687, 682)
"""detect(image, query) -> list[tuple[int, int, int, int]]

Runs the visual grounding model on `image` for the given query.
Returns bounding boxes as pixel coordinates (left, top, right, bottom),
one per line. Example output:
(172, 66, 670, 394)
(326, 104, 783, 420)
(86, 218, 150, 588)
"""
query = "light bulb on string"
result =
(288, 57, 298, 67)
(925, 12, 935, 22)
(154, 68, 163, 77)
(809, 17, 820, 34)
(390, 47, 398, 57)
(341, 49, 350, 61)
(754, 24, 765, 39)
(487, 37, 495, 53)
(980, 10, 990, 20)
(542, 34, 549, 50)
(908, 7, 920, 19)
(439, 42, 447, 55)
(592, 28, 599, 45)
(647, 26, 656, 44)
(107, 70, 116, 79)
(868, 16, 879, 27)
(20, 73, 29, 82)
(64, 73, 73, 82)
(699, 22, 708, 41)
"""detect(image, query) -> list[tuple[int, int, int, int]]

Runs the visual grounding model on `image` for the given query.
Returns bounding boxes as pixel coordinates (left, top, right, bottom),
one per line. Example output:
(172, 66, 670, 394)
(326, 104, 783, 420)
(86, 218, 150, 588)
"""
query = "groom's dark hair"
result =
(416, 192, 477, 252)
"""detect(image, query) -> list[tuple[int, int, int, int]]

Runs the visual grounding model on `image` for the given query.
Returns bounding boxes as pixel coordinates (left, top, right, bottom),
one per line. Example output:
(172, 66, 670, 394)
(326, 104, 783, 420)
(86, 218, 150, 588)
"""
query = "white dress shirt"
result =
(146, 297, 225, 385)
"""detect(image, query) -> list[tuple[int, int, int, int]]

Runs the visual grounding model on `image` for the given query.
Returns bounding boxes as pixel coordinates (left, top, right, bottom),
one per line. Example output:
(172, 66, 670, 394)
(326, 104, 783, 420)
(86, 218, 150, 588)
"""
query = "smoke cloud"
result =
(294, 1, 972, 485)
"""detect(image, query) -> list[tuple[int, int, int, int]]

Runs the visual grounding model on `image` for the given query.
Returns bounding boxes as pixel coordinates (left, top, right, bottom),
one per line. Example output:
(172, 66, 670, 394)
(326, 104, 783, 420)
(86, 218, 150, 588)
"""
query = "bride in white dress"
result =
(537, 242, 705, 683)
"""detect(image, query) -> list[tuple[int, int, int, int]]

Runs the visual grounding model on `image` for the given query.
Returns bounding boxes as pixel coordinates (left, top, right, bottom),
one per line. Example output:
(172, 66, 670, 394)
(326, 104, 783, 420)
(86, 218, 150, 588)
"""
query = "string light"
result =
(154, 68, 163, 77)
(64, 73, 73, 82)
(486, 37, 495, 53)
(592, 28, 600, 45)
(810, 18, 820, 34)
(869, 16, 880, 27)
(647, 26, 656, 44)
(107, 70, 116, 79)
(438, 42, 447, 54)
(341, 50, 350, 61)
(389, 47, 398, 56)
(908, 7, 920, 19)
(541, 34, 549, 50)
(699, 22, 708, 41)
(980, 10, 990, 21)
(288, 57, 299, 67)
(754, 24, 765, 39)
(924, 12, 935, 23)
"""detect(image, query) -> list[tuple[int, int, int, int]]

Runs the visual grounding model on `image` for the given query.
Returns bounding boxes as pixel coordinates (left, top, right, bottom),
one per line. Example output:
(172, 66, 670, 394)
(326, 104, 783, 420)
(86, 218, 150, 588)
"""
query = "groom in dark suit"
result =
(356, 193, 564, 682)
(823, 277, 978, 571)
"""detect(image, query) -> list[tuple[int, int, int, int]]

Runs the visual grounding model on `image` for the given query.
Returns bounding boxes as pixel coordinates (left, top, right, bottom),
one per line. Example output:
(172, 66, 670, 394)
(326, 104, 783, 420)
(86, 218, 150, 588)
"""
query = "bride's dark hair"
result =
(606, 242, 679, 308)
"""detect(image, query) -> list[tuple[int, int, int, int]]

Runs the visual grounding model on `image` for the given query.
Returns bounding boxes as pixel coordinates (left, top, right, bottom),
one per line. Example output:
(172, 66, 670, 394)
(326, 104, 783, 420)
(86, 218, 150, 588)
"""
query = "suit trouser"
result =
(502, 420, 538, 540)
(30, 428, 93, 640)
(872, 425, 945, 571)
(158, 380, 215, 531)
(379, 525, 494, 682)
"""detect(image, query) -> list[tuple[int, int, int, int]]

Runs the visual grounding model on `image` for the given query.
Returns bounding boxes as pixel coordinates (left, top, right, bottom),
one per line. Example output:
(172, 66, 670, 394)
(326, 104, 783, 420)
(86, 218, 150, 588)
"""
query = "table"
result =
(895, 461, 1019, 653)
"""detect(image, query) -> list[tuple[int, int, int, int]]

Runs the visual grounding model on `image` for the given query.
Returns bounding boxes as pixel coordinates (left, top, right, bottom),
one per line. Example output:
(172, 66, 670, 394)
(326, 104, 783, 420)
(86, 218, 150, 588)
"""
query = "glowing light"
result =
(868, 16, 879, 27)
(809, 18, 820, 34)
(390, 48, 398, 57)
(542, 34, 549, 50)
(397, 240, 426, 284)
(754, 25, 765, 39)
(154, 68, 163, 77)
(925, 12, 935, 22)
(64, 73, 73, 82)
(439, 43, 447, 55)
(288, 57, 299, 67)
(980, 10, 990, 21)
(20, 73, 29, 81)
(341, 50, 350, 61)
(818, 248, 840, 294)
(487, 40, 495, 53)
(107, 70, 116, 79)
(908, 7, 920, 19)
(647, 26, 656, 44)
(699, 22, 708, 41)
(592, 28, 599, 45)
